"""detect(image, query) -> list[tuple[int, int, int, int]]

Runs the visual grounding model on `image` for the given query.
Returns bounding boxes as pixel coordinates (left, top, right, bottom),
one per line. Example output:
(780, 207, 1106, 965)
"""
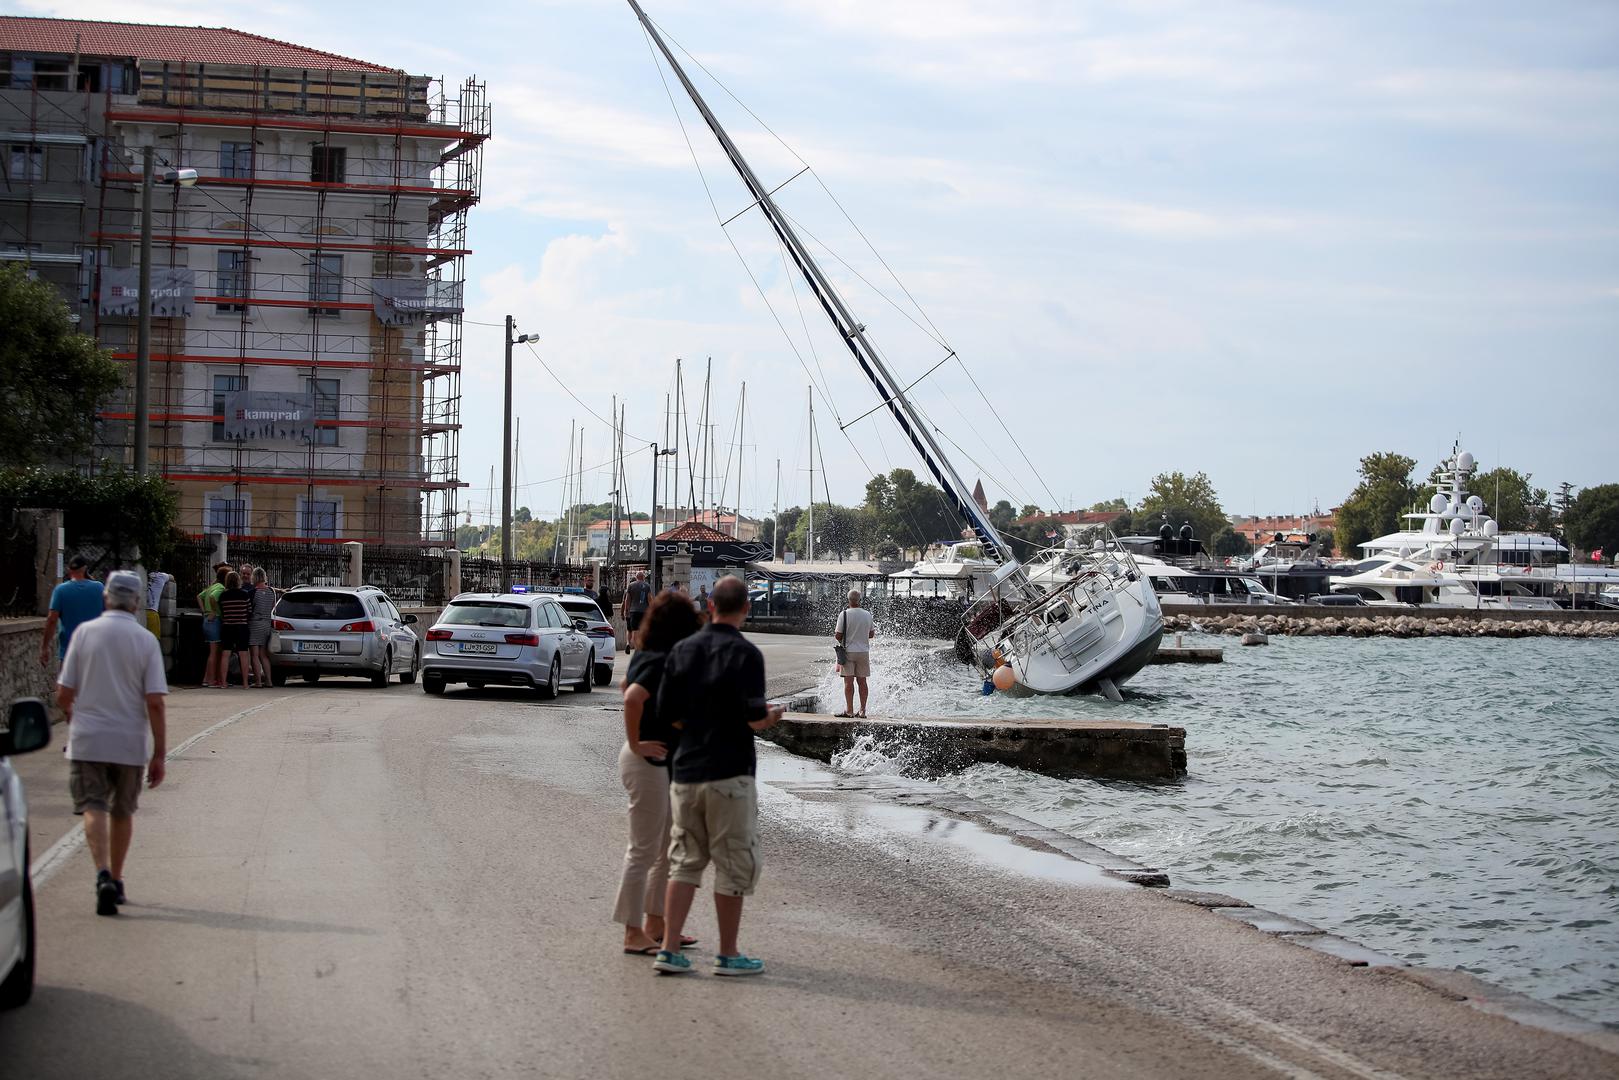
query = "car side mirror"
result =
(2, 698, 51, 756)
(403, 613, 418, 624)
(572, 619, 587, 631)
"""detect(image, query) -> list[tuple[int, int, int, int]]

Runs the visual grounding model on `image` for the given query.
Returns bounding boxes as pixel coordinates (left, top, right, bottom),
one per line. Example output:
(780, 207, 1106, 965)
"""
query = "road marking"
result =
(30, 694, 298, 888)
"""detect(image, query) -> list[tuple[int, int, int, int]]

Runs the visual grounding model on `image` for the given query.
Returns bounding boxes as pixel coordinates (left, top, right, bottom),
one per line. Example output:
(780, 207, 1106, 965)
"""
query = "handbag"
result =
(834, 644, 849, 666)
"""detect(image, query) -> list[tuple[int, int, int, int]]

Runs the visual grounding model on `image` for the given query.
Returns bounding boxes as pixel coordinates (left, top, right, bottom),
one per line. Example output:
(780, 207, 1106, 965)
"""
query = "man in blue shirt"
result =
(40, 555, 106, 665)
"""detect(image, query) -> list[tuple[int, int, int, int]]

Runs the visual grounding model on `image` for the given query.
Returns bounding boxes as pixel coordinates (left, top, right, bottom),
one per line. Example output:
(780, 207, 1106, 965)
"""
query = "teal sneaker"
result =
(713, 953, 765, 976)
(652, 950, 692, 975)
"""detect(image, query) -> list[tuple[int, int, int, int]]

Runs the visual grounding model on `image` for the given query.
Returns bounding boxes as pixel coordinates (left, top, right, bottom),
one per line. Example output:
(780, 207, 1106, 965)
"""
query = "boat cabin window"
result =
(1394, 586, 1425, 604)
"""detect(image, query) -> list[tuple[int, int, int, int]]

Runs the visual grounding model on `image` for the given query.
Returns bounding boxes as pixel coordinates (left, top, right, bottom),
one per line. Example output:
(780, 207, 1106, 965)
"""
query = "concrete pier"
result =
(761, 710, 1187, 781)
(1150, 645, 1224, 663)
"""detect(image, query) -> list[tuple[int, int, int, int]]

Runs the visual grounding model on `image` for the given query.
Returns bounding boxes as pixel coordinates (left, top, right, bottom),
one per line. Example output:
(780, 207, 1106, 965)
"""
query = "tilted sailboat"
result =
(629, 2, 1164, 696)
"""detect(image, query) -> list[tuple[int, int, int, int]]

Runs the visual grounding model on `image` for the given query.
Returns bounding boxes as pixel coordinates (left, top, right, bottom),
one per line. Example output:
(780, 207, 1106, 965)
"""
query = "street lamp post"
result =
(649, 443, 677, 593)
(133, 148, 196, 476)
(501, 316, 538, 593)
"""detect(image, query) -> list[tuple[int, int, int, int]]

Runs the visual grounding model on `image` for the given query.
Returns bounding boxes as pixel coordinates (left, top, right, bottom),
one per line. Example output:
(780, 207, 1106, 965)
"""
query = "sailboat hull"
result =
(991, 575, 1165, 696)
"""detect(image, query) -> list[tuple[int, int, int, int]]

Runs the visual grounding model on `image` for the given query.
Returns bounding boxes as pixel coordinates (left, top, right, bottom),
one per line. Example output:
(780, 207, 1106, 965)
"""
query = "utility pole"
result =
(133, 146, 154, 476)
(501, 317, 538, 591)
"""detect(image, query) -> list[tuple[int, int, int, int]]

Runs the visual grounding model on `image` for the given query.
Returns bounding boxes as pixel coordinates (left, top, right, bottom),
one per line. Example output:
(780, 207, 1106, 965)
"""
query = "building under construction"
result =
(0, 17, 488, 545)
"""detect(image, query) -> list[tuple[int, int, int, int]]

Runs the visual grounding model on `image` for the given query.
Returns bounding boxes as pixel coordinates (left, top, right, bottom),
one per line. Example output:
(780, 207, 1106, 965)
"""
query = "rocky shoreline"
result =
(1162, 611, 1619, 639)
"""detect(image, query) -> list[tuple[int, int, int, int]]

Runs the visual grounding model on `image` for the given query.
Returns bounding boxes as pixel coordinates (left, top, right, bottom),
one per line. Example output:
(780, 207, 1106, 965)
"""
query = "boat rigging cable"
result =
(635, 14, 1065, 515)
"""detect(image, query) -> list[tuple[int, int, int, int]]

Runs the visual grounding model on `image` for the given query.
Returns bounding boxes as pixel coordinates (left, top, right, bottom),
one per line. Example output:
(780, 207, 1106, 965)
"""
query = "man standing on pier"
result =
(834, 589, 875, 719)
(652, 575, 782, 976)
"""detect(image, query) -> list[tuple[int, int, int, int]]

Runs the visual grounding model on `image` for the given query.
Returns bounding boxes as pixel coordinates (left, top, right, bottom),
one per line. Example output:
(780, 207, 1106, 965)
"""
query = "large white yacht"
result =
(1331, 448, 1568, 608)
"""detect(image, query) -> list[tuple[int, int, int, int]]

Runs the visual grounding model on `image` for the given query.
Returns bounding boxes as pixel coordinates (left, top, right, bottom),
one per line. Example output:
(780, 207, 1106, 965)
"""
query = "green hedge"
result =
(0, 467, 181, 566)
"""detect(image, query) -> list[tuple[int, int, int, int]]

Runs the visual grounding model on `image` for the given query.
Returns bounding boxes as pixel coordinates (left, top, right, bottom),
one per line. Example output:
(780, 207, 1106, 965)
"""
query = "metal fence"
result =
(459, 557, 598, 598)
(0, 510, 38, 616)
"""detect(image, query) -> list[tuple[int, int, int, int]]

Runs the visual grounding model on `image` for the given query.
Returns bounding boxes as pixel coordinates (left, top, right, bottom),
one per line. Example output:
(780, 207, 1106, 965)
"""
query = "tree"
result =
(1089, 498, 1129, 513)
(988, 499, 1017, 532)
(513, 505, 532, 524)
(1314, 528, 1336, 557)
(862, 468, 959, 557)
(1335, 452, 1419, 554)
(1470, 466, 1548, 532)
(1210, 529, 1252, 557)
(0, 265, 123, 464)
(1136, 471, 1226, 546)
(1563, 484, 1619, 558)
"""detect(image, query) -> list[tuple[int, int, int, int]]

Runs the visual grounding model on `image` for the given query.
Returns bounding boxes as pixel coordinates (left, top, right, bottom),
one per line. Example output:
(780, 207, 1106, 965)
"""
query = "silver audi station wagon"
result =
(420, 593, 595, 697)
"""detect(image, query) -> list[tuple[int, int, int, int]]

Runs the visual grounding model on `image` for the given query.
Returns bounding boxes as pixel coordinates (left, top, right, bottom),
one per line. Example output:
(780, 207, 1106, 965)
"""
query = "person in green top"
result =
(197, 563, 229, 688)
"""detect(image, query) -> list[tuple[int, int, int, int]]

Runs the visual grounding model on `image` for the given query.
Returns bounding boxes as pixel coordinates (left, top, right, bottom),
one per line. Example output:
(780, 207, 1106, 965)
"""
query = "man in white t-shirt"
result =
(56, 570, 168, 916)
(833, 589, 875, 718)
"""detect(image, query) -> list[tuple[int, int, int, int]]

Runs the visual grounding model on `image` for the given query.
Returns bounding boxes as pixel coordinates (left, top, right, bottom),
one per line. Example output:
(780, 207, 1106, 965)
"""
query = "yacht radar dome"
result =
(1467, 495, 1484, 514)
(1458, 451, 1475, 471)
(1449, 517, 1466, 537)
(1483, 519, 1499, 537)
(1431, 494, 1449, 514)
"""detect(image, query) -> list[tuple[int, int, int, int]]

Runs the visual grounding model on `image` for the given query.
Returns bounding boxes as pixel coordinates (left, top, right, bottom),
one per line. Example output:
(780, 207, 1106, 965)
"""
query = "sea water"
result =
(818, 633, 1619, 1026)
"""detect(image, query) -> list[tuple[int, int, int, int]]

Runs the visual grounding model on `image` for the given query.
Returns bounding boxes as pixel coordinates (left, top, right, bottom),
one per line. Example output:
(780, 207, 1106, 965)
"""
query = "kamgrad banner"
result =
(98, 266, 195, 318)
(223, 391, 316, 443)
(372, 278, 464, 326)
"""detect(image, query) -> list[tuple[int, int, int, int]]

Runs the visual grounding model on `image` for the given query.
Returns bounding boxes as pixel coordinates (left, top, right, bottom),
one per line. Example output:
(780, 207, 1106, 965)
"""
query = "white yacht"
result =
(1332, 448, 1567, 608)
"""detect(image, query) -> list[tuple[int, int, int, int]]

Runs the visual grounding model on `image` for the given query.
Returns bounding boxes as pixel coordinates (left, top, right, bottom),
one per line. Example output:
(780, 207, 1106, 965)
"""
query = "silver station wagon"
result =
(270, 585, 421, 687)
(420, 593, 596, 697)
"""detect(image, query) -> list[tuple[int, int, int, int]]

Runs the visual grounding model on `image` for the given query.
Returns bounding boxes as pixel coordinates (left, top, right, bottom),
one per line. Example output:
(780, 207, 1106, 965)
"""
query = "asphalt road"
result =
(2, 644, 1615, 1079)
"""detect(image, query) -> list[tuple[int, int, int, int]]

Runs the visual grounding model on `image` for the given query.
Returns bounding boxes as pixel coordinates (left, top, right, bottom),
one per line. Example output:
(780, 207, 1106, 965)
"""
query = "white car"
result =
(420, 593, 596, 697)
(545, 590, 616, 686)
(1, 698, 52, 1009)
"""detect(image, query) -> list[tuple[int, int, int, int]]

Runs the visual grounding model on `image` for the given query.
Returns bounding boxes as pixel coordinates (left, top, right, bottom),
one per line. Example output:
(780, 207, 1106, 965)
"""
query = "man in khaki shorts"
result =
(834, 589, 875, 718)
(56, 570, 168, 916)
(651, 575, 782, 976)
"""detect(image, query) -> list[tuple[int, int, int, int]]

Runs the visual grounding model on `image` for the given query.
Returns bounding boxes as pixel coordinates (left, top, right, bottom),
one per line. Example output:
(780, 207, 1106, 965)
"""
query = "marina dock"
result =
(762, 709, 1187, 782)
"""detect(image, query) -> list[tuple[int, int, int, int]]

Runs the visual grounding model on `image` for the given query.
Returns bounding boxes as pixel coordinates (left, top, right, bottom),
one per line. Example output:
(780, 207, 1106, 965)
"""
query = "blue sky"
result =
(29, 0, 1619, 527)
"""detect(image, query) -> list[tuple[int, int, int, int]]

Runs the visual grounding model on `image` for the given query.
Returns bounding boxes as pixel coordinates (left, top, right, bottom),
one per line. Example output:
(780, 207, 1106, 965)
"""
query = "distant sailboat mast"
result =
(629, 0, 1010, 566)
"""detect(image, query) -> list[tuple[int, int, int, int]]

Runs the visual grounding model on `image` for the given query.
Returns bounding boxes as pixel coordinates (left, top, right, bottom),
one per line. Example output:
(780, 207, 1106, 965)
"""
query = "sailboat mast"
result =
(807, 387, 815, 563)
(736, 382, 745, 538)
(627, 0, 1009, 564)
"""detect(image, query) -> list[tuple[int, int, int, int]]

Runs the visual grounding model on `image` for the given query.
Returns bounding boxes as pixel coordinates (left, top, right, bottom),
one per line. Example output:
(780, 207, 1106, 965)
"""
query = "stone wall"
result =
(0, 618, 62, 722)
(1164, 610, 1619, 639)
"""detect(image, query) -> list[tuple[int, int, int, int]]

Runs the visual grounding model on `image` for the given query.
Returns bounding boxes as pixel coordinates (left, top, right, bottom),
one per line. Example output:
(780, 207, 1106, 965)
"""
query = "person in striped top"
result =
(218, 571, 254, 690)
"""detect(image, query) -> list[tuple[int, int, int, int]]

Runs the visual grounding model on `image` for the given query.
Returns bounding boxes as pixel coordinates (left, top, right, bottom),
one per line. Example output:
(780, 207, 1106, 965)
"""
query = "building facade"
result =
(0, 17, 488, 544)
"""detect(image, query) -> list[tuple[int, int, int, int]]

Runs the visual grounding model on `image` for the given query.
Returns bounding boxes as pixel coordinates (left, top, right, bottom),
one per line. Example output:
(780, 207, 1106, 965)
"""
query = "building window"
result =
(31, 60, 69, 92)
(215, 250, 248, 312)
(310, 144, 346, 183)
(308, 376, 339, 446)
(308, 253, 342, 316)
(219, 141, 254, 179)
(299, 498, 339, 539)
(206, 496, 247, 535)
(8, 145, 42, 183)
(212, 374, 247, 442)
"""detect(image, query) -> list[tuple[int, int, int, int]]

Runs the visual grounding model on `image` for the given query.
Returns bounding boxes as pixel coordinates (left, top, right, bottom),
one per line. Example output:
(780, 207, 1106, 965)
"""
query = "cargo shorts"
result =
(667, 775, 760, 897)
(70, 761, 143, 817)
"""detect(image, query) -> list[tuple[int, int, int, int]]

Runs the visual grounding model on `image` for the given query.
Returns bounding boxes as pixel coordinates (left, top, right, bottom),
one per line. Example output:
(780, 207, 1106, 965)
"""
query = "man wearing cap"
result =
(55, 570, 168, 916)
(39, 555, 104, 667)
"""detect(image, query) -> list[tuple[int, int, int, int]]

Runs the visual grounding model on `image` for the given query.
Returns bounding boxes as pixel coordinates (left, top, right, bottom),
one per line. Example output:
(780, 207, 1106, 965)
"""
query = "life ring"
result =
(1428, 560, 1444, 572)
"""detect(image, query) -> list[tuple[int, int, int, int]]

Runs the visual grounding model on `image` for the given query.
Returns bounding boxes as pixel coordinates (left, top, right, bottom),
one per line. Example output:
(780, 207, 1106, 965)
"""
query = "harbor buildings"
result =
(0, 17, 488, 544)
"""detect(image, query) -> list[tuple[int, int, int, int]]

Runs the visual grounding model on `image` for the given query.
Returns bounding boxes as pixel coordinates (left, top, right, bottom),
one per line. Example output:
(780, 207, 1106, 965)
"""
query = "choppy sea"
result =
(814, 632, 1619, 1026)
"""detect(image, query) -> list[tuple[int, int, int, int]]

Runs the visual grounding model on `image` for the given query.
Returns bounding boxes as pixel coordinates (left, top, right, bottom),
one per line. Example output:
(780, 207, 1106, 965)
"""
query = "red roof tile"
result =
(0, 16, 398, 73)
(656, 520, 738, 543)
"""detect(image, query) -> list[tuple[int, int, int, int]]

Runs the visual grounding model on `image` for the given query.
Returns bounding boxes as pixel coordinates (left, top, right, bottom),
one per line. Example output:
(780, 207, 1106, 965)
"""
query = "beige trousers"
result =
(612, 741, 671, 927)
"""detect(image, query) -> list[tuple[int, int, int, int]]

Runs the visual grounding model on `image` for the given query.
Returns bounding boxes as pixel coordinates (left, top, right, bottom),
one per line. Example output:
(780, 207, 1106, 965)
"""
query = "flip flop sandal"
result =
(833, 711, 853, 718)
(679, 935, 699, 949)
(623, 945, 661, 955)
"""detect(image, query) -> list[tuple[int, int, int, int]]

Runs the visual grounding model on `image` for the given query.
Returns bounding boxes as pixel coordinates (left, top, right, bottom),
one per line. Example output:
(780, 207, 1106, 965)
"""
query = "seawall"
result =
(1164, 603, 1619, 638)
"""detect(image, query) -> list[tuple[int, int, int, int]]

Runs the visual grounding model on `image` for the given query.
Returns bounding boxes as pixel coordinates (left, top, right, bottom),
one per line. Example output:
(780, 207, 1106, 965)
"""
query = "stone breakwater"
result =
(1163, 611, 1619, 639)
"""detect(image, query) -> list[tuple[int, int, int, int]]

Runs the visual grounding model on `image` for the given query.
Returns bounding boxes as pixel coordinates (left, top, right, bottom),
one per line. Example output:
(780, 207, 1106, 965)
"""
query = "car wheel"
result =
(271, 668, 287, 687)
(574, 652, 594, 693)
(371, 653, 391, 687)
(468, 680, 486, 690)
(538, 657, 560, 700)
(400, 647, 419, 685)
(423, 674, 445, 695)
(302, 672, 320, 685)
(0, 843, 35, 1009)
(594, 663, 613, 687)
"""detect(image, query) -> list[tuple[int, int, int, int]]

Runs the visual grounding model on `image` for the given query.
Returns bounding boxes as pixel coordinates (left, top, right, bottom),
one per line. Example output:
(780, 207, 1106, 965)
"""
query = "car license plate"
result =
(460, 642, 498, 654)
(298, 641, 338, 653)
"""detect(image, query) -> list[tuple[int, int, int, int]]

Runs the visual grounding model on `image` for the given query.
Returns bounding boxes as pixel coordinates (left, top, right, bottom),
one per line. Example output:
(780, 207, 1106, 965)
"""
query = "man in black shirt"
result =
(651, 575, 782, 976)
